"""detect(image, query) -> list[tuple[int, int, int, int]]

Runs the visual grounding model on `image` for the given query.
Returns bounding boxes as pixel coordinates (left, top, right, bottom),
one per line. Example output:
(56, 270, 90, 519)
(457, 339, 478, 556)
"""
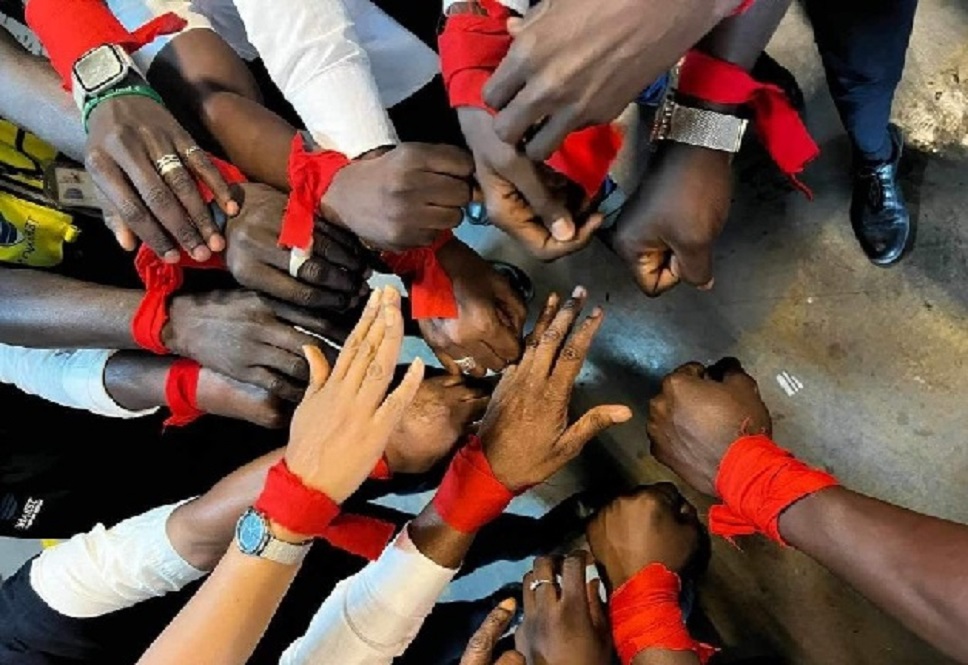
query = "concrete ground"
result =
(2, 2, 966, 664)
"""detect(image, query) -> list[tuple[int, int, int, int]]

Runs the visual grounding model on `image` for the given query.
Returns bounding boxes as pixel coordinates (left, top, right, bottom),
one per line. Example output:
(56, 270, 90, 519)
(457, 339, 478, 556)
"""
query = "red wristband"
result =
(26, 0, 186, 90)
(194, 155, 247, 206)
(610, 563, 717, 665)
(163, 359, 204, 427)
(381, 230, 459, 320)
(678, 49, 819, 197)
(545, 125, 625, 200)
(431, 435, 515, 533)
(438, 0, 513, 110)
(710, 434, 839, 545)
(132, 245, 183, 354)
(280, 133, 350, 252)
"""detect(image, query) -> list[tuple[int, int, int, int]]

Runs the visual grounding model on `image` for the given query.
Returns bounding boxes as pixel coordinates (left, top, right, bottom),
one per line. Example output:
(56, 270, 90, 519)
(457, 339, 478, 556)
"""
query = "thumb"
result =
(460, 598, 518, 665)
(557, 404, 633, 457)
(303, 345, 332, 392)
(511, 163, 576, 242)
(669, 244, 714, 290)
(100, 201, 137, 252)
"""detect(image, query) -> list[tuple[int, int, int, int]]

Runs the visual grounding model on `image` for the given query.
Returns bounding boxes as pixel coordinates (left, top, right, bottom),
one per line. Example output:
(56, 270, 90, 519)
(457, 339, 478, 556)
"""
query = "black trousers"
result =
(804, 0, 919, 161)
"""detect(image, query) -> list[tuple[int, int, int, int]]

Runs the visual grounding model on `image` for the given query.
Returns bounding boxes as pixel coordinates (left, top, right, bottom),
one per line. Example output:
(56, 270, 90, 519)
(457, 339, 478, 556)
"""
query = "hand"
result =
(611, 143, 732, 296)
(85, 94, 238, 263)
(418, 239, 527, 377)
(164, 290, 327, 402)
(483, 0, 735, 160)
(224, 182, 369, 312)
(586, 484, 704, 590)
(479, 287, 632, 493)
(460, 599, 526, 665)
(385, 373, 491, 474)
(320, 144, 474, 252)
(647, 358, 772, 496)
(195, 368, 287, 429)
(516, 553, 612, 665)
(459, 108, 602, 260)
(284, 287, 425, 502)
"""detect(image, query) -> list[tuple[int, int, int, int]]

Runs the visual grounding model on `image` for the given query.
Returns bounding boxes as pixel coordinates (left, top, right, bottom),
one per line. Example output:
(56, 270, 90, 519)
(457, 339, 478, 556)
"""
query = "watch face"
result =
(74, 46, 126, 94)
(237, 510, 268, 555)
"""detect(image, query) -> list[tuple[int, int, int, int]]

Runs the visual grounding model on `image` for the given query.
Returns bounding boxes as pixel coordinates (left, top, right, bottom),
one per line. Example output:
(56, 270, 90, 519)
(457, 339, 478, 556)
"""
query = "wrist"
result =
(103, 352, 173, 411)
(160, 295, 186, 354)
(776, 484, 843, 546)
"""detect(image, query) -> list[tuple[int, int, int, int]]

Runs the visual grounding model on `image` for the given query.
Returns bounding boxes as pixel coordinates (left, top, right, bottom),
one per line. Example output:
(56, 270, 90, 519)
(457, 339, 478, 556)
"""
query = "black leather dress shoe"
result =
(850, 124, 914, 267)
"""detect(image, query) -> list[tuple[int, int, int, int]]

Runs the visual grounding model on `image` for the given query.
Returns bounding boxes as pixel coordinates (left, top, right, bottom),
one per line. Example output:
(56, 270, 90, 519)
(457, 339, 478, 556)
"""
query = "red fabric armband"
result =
(431, 435, 515, 533)
(194, 155, 247, 206)
(710, 435, 839, 545)
(610, 563, 717, 665)
(546, 125, 625, 199)
(280, 133, 350, 252)
(678, 49, 819, 197)
(381, 230, 458, 320)
(438, 0, 512, 110)
(26, 0, 186, 89)
(132, 245, 183, 354)
(163, 359, 204, 427)
(255, 460, 396, 561)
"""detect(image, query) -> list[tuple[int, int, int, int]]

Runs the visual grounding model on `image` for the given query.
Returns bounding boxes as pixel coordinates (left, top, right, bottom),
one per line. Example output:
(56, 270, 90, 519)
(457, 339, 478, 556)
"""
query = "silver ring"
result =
(155, 154, 184, 177)
(289, 246, 312, 279)
(529, 579, 555, 592)
(184, 145, 204, 157)
(454, 356, 477, 374)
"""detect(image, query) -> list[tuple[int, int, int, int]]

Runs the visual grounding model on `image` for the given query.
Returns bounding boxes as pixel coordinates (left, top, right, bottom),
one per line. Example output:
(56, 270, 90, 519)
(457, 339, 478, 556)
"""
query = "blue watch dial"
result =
(237, 509, 267, 555)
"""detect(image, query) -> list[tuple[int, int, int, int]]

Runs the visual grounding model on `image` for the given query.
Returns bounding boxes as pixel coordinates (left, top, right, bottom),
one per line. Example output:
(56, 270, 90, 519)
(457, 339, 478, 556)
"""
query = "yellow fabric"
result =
(0, 190, 79, 267)
(0, 118, 57, 191)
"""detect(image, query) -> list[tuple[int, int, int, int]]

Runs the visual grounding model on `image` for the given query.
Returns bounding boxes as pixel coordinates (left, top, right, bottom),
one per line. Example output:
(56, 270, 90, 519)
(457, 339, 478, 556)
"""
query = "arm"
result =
(780, 487, 968, 663)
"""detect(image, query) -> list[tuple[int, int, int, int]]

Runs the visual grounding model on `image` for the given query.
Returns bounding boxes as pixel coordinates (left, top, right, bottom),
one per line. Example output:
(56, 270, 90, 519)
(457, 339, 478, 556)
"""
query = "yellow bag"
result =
(0, 190, 79, 267)
(0, 118, 57, 192)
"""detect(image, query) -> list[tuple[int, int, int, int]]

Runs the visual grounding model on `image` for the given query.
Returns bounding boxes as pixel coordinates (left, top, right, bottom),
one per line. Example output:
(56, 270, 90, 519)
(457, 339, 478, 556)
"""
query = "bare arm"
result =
(780, 487, 968, 663)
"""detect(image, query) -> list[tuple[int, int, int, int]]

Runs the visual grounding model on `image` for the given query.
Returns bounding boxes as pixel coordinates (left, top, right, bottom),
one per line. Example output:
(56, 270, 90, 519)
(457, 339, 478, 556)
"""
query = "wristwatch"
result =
(71, 44, 145, 110)
(235, 508, 311, 565)
(651, 96, 749, 155)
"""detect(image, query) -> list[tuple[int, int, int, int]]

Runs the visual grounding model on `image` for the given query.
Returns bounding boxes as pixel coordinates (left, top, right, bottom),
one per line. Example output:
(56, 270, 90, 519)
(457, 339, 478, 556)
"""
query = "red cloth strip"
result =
(678, 49, 819, 197)
(369, 457, 393, 481)
(280, 133, 350, 252)
(163, 359, 204, 427)
(610, 563, 717, 665)
(732, 0, 756, 15)
(26, 0, 186, 89)
(710, 435, 839, 545)
(431, 435, 515, 533)
(132, 245, 183, 354)
(381, 230, 458, 320)
(254, 460, 396, 561)
(195, 155, 247, 205)
(546, 125, 624, 199)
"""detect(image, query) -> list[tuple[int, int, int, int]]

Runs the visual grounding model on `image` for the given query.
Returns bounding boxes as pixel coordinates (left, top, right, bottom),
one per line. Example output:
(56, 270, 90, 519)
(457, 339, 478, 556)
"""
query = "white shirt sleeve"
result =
(0, 345, 158, 419)
(232, 0, 398, 158)
(29, 500, 205, 619)
(279, 525, 458, 665)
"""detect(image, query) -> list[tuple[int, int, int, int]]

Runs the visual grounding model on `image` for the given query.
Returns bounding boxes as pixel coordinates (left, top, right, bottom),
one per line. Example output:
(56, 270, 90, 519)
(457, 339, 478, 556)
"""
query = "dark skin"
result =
(648, 358, 968, 664)
(611, 0, 793, 297)
(483, 0, 742, 161)
(460, 600, 526, 665)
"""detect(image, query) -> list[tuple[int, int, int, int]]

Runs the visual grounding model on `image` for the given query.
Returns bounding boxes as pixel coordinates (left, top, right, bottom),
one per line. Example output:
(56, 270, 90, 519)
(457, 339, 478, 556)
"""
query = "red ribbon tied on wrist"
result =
(164, 359, 204, 427)
(255, 460, 396, 561)
(710, 435, 839, 545)
(26, 0, 187, 89)
(279, 133, 350, 252)
(431, 435, 515, 533)
(381, 230, 459, 320)
(678, 49, 819, 197)
(610, 563, 717, 665)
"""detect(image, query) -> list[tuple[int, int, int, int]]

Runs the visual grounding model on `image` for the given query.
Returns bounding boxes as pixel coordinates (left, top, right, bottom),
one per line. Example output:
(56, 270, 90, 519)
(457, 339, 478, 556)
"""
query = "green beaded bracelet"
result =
(82, 85, 165, 133)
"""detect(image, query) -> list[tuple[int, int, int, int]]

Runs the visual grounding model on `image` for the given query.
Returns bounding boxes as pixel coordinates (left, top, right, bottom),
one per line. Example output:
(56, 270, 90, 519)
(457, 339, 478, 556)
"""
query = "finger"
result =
(303, 344, 333, 394)
(358, 288, 406, 406)
(316, 219, 365, 254)
(474, 336, 516, 373)
(627, 249, 680, 298)
(99, 194, 138, 251)
(312, 230, 365, 274)
(524, 107, 580, 162)
(182, 141, 239, 220)
(254, 343, 311, 383)
(459, 598, 518, 665)
(344, 288, 393, 392)
(551, 306, 604, 389)
(298, 258, 359, 296)
(495, 653, 526, 665)
(422, 205, 466, 232)
(88, 152, 177, 260)
(332, 288, 382, 380)
(433, 347, 464, 376)
(556, 404, 634, 458)
(493, 278, 528, 341)
(415, 143, 476, 179)
(250, 265, 353, 311)
(531, 285, 587, 377)
(522, 571, 537, 616)
(506, 161, 575, 242)
(560, 553, 588, 606)
(714, 358, 760, 393)
(374, 357, 426, 436)
(585, 578, 608, 629)
(482, 53, 527, 120)
(270, 300, 353, 343)
(520, 292, 560, 371)
(245, 366, 304, 403)
(671, 362, 707, 381)
(532, 555, 560, 604)
(412, 171, 474, 208)
(164, 143, 223, 255)
(669, 244, 715, 290)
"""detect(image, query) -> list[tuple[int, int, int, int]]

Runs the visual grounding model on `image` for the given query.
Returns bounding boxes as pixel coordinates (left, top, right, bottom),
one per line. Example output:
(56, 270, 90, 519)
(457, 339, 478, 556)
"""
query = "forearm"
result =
(408, 502, 475, 569)
(780, 487, 968, 662)
(0, 29, 85, 161)
(0, 269, 141, 348)
(697, 0, 792, 71)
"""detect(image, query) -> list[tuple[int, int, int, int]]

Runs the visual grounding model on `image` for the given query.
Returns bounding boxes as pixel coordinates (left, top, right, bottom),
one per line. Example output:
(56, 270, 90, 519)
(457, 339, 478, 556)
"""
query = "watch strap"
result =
(653, 98, 748, 154)
(259, 536, 311, 566)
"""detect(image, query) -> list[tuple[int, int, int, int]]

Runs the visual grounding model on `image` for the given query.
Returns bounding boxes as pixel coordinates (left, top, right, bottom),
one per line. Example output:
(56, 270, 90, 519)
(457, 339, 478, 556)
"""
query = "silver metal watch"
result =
(70, 44, 139, 110)
(651, 96, 749, 154)
(235, 508, 311, 566)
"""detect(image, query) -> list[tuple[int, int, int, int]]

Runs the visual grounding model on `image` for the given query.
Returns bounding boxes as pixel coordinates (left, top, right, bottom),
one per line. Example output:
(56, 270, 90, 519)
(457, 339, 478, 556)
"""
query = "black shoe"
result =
(850, 124, 914, 267)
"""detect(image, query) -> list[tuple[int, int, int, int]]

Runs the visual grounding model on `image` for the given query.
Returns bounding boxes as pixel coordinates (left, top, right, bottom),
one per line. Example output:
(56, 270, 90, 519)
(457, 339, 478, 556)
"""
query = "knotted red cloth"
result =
(279, 133, 350, 252)
(255, 459, 396, 561)
(610, 563, 717, 665)
(25, 0, 187, 89)
(678, 49, 819, 196)
(431, 435, 515, 533)
(381, 230, 459, 320)
(195, 156, 247, 207)
(369, 457, 393, 481)
(164, 359, 204, 427)
(710, 435, 839, 545)
(438, 0, 622, 200)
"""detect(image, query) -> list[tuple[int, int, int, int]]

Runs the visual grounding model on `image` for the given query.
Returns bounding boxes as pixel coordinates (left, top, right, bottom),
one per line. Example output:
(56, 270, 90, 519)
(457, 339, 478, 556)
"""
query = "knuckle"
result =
(540, 327, 563, 344)
(84, 149, 110, 176)
(144, 185, 173, 208)
(560, 343, 582, 362)
(294, 287, 316, 308)
(365, 362, 386, 381)
(117, 201, 148, 227)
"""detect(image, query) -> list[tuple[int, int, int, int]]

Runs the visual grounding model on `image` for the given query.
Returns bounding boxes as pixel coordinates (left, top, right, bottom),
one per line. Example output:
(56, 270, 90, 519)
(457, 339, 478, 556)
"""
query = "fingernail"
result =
(191, 246, 211, 262)
(226, 201, 240, 216)
(164, 249, 181, 263)
(589, 306, 603, 318)
(498, 597, 516, 612)
(551, 217, 574, 241)
(571, 285, 586, 299)
(208, 234, 225, 252)
(699, 278, 715, 291)
(547, 292, 559, 307)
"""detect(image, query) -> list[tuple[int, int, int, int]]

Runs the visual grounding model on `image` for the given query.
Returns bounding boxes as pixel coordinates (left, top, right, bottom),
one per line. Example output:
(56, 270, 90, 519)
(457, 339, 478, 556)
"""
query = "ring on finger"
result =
(155, 154, 185, 177)
(454, 356, 477, 374)
(528, 578, 556, 592)
(183, 145, 204, 158)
